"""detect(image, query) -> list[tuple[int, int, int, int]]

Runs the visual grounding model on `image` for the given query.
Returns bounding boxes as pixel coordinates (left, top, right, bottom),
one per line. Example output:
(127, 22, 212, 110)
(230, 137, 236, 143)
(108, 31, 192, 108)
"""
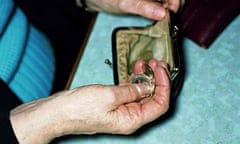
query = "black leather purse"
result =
(112, 15, 184, 100)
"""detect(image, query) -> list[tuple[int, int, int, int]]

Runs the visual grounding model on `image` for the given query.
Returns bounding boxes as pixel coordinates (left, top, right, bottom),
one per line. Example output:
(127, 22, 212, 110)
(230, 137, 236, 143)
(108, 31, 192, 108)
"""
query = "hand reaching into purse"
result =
(10, 60, 170, 144)
(78, 0, 184, 20)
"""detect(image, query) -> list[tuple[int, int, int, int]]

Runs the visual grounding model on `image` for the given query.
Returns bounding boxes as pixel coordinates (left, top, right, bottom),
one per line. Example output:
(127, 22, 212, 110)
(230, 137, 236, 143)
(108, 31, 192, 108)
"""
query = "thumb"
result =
(120, 0, 167, 20)
(112, 84, 150, 106)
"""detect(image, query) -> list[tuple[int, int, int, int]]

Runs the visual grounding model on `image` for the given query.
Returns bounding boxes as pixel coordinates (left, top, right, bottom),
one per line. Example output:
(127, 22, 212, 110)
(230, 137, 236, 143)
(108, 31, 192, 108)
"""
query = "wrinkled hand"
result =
(85, 0, 183, 20)
(59, 59, 171, 135)
(10, 60, 170, 144)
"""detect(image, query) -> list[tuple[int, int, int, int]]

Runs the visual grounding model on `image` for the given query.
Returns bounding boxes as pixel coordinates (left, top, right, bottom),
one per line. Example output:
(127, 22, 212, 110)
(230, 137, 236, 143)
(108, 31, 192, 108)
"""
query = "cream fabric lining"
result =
(115, 18, 175, 83)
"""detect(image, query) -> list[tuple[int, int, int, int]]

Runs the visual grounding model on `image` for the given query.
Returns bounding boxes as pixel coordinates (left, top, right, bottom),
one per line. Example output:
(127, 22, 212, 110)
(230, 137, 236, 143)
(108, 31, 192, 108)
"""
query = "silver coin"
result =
(130, 64, 155, 96)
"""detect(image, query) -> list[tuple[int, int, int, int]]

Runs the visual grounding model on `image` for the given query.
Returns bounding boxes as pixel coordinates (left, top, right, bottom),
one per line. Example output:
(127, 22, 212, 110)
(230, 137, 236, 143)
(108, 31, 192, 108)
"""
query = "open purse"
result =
(112, 15, 184, 99)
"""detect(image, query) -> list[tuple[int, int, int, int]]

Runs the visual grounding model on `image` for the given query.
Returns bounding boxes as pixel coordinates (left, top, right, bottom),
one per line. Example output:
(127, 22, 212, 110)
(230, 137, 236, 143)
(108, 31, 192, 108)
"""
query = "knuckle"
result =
(126, 86, 138, 101)
(128, 85, 138, 98)
(112, 85, 138, 102)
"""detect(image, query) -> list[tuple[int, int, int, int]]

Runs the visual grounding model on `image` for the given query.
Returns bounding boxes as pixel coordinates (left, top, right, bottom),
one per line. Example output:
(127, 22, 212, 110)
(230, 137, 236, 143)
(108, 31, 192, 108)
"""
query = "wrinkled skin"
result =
(10, 0, 182, 143)
(10, 60, 170, 144)
(85, 0, 183, 20)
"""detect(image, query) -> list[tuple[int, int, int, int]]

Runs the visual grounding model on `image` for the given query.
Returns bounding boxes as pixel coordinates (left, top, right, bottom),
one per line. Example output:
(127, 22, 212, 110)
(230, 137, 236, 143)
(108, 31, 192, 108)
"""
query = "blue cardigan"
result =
(0, 0, 55, 102)
(0, 0, 60, 142)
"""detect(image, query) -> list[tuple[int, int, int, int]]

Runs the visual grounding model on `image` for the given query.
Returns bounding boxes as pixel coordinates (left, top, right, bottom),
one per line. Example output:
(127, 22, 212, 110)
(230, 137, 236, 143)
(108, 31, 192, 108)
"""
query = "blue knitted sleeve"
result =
(0, 0, 55, 102)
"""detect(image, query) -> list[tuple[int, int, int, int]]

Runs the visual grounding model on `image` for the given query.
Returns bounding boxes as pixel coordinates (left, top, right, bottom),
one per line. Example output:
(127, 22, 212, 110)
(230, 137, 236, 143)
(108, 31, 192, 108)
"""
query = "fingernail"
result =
(135, 83, 153, 98)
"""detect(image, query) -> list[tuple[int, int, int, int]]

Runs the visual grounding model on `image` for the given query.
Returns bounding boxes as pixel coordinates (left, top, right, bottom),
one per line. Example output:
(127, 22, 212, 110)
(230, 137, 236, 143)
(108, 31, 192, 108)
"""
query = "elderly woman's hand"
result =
(59, 59, 171, 135)
(84, 0, 184, 20)
(10, 60, 171, 144)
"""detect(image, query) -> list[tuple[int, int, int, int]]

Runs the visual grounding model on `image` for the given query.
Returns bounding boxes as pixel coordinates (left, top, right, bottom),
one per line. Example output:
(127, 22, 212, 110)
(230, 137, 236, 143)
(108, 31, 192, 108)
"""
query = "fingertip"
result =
(134, 60, 145, 74)
(148, 59, 158, 69)
(135, 60, 145, 67)
(134, 1, 167, 20)
(152, 7, 166, 20)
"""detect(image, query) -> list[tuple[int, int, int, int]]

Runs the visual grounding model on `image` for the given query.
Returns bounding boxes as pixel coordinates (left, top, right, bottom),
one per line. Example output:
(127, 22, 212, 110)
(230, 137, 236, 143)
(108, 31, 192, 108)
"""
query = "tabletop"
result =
(60, 13, 240, 144)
